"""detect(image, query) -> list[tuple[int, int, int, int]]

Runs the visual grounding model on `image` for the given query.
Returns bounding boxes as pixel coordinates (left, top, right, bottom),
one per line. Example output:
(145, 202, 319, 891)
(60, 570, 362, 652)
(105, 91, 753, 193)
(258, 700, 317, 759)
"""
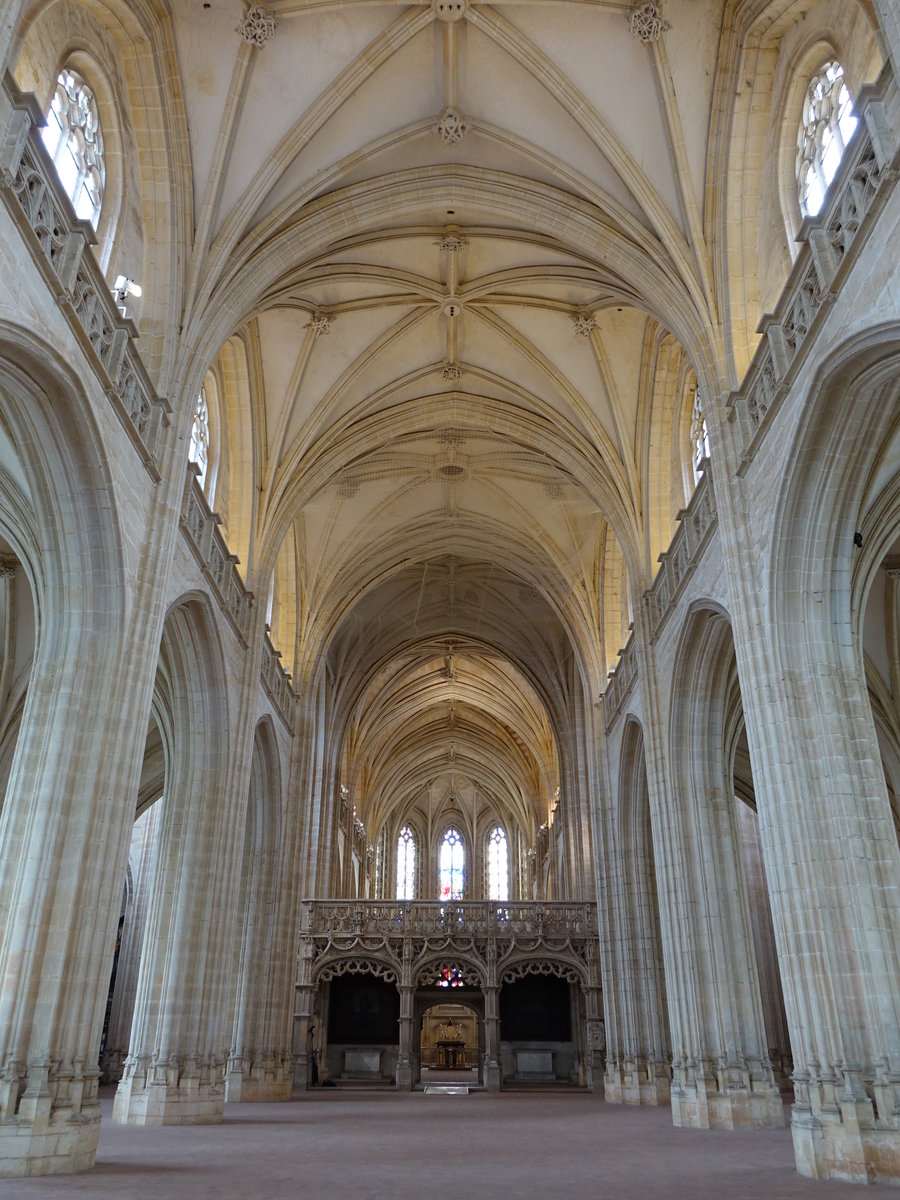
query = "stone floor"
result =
(3, 1090, 882, 1198)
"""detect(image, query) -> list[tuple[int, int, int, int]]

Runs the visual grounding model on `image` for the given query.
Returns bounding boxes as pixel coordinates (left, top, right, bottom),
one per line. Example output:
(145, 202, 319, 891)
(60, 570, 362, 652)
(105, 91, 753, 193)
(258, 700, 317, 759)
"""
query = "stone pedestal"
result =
(640, 1061, 671, 1105)
(671, 1061, 783, 1130)
(790, 1078, 900, 1184)
(483, 1055, 501, 1091)
(0, 1082, 101, 1177)
(395, 1056, 413, 1090)
(113, 1059, 224, 1126)
(225, 1055, 292, 1102)
(606, 1057, 671, 1106)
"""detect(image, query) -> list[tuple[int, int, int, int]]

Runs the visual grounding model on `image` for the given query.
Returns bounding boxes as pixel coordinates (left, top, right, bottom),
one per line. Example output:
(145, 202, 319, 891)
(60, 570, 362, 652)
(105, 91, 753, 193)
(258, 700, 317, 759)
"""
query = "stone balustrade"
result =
(301, 898, 596, 940)
(726, 63, 900, 469)
(0, 76, 170, 477)
(601, 631, 637, 730)
(600, 466, 716, 726)
(261, 631, 297, 730)
(1, 77, 299, 732)
(644, 463, 717, 638)
(181, 466, 253, 643)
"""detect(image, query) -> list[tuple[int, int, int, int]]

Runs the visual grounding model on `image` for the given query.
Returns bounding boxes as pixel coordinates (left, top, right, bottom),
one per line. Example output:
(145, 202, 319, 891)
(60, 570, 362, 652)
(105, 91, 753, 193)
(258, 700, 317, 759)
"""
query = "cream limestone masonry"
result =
(0, 0, 898, 1189)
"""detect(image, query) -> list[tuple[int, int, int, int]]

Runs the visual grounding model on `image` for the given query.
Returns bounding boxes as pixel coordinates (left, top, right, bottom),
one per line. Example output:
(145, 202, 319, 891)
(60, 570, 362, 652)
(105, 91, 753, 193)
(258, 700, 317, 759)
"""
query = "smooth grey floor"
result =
(3, 1089, 886, 1199)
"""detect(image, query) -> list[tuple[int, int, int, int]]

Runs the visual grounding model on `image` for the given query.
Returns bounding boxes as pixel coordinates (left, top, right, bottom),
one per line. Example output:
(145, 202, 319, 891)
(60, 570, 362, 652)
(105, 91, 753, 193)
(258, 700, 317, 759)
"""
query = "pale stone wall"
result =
(0, 0, 897, 1187)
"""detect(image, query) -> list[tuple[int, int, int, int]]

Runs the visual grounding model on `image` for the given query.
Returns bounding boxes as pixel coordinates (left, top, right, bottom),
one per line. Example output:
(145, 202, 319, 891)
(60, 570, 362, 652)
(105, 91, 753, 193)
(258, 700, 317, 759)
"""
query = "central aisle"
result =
(0, 1090, 878, 1199)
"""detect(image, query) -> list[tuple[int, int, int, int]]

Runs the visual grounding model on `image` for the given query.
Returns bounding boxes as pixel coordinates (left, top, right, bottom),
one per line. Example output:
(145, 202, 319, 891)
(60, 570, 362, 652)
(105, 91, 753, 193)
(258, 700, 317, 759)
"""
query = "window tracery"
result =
(796, 61, 857, 218)
(487, 826, 509, 902)
(435, 965, 465, 989)
(690, 389, 710, 481)
(439, 827, 465, 900)
(41, 68, 105, 228)
(189, 388, 210, 488)
(396, 825, 416, 900)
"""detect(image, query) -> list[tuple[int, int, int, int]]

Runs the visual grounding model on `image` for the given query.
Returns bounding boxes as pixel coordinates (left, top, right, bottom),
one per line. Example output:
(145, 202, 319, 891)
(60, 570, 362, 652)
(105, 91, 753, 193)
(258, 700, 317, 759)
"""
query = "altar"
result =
(434, 1019, 467, 1068)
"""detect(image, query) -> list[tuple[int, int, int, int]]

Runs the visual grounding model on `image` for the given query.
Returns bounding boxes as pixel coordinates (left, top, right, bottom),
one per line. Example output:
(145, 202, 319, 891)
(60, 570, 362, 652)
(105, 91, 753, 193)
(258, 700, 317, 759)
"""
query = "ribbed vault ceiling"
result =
(169, 0, 721, 852)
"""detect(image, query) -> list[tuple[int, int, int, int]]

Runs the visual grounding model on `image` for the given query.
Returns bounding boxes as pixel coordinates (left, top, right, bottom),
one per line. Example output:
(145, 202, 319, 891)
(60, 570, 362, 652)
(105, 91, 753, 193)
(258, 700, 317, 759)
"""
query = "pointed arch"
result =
(228, 715, 285, 1099)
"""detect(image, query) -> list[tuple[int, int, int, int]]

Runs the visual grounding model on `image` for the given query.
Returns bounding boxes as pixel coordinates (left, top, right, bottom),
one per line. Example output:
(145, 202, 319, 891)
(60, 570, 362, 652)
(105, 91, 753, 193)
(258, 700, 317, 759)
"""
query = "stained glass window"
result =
(189, 387, 210, 488)
(396, 825, 416, 900)
(439, 827, 464, 900)
(41, 68, 105, 228)
(797, 61, 857, 218)
(436, 965, 465, 988)
(487, 826, 508, 901)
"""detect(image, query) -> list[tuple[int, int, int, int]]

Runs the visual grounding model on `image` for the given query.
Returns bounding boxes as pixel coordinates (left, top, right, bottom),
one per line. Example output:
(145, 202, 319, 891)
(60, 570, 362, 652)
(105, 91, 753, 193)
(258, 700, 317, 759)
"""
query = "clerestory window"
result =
(189, 388, 210, 489)
(396, 825, 416, 900)
(41, 68, 105, 228)
(796, 61, 857, 218)
(690, 389, 710, 482)
(439, 827, 465, 900)
(487, 826, 509, 901)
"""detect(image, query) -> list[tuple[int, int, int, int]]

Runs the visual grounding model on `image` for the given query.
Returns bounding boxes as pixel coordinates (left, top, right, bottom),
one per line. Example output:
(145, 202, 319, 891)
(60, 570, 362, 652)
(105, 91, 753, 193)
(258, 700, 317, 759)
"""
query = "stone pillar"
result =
(734, 800, 792, 1089)
(601, 718, 671, 1106)
(483, 987, 501, 1091)
(583, 985, 605, 1093)
(396, 986, 414, 1090)
(873, 1, 900, 82)
(225, 724, 293, 1105)
(112, 770, 232, 1124)
(632, 602, 783, 1131)
(113, 606, 239, 1127)
(291, 988, 313, 1092)
(0, 2, 28, 78)
(737, 643, 900, 1183)
(0, 646, 140, 1175)
(100, 805, 161, 1084)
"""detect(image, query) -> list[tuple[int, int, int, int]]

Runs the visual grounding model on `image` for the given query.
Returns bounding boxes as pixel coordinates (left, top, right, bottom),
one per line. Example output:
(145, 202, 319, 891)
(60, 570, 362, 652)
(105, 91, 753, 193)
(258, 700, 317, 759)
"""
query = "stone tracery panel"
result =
(299, 900, 599, 995)
(314, 956, 398, 985)
(500, 958, 583, 986)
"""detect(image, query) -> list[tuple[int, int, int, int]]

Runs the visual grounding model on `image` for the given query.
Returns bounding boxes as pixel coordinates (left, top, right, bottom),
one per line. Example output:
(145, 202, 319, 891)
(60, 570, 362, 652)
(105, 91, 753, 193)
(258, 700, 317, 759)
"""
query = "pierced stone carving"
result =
(629, 1, 671, 43)
(436, 107, 469, 146)
(181, 471, 253, 638)
(436, 233, 466, 253)
(418, 958, 483, 988)
(572, 312, 596, 338)
(0, 558, 17, 579)
(306, 311, 332, 337)
(442, 362, 463, 382)
(237, 5, 277, 47)
(316, 957, 398, 984)
(501, 959, 582, 985)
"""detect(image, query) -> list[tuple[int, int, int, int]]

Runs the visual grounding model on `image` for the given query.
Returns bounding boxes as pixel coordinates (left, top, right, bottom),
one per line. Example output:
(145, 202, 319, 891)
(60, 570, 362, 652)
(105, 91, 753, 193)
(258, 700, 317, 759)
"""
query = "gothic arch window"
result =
(189, 387, 210, 489)
(439, 827, 465, 900)
(690, 389, 710, 483)
(41, 68, 105, 228)
(487, 825, 509, 901)
(796, 60, 857, 218)
(396, 825, 416, 900)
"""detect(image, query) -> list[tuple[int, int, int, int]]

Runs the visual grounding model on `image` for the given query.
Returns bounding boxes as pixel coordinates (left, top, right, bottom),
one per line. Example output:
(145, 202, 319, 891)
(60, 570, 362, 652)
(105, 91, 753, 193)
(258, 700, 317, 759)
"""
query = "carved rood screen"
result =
(297, 901, 601, 994)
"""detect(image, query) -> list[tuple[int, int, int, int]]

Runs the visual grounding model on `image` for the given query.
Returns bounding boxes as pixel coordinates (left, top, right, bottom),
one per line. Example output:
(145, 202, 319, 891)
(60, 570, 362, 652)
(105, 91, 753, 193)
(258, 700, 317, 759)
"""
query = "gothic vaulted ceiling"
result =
(159, 0, 751, 841)
(23, 0, 874, 847)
